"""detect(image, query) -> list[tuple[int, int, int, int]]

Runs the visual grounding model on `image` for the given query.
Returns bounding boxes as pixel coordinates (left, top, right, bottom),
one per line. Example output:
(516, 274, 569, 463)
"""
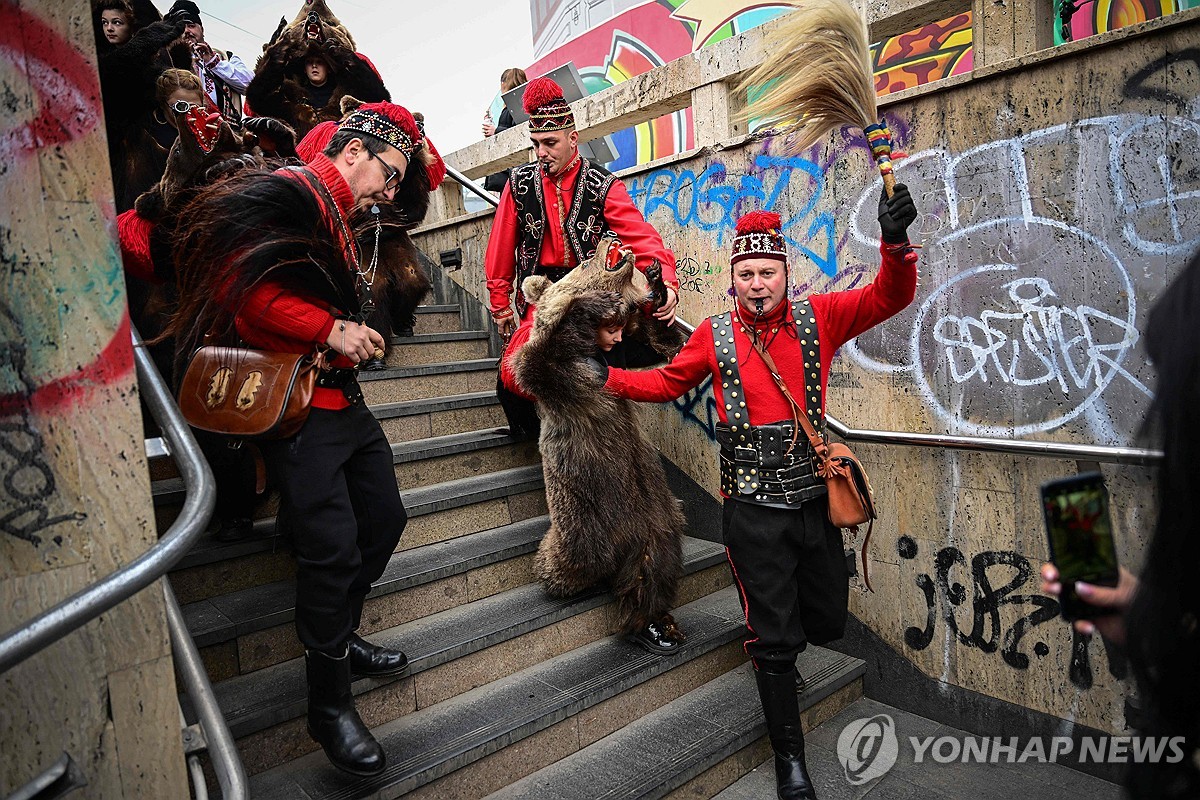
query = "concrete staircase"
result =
(152, 273, 867, 798)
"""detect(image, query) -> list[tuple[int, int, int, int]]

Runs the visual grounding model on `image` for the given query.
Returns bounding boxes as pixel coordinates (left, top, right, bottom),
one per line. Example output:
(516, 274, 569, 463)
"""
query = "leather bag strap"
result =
(746, 334, 829, 466)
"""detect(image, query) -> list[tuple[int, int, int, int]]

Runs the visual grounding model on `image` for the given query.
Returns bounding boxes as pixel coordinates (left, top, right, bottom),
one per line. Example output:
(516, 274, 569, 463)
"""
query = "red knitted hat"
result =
(339, 101, 421, 161)
(731, 210, 787, 265)
(523, 77, 574, 132)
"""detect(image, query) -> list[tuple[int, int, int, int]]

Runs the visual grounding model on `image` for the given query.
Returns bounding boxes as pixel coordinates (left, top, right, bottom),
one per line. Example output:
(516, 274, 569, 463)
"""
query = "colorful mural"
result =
(524, 1, 978, 169)
(526, 0, 796, 168)
(871, 12, 974, 97)
(1054, 0, 1200, 44)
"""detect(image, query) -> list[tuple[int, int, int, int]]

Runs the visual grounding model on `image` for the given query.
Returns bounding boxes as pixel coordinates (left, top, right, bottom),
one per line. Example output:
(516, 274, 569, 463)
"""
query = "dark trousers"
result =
(261, 403, 407, 652)
(722, 497, 849, 666)
(193, 430, 258, 522)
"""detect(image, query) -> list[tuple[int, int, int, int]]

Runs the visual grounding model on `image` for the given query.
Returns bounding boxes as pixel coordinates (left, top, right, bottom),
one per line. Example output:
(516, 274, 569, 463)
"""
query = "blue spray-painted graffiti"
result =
(628, 153, 840, 276)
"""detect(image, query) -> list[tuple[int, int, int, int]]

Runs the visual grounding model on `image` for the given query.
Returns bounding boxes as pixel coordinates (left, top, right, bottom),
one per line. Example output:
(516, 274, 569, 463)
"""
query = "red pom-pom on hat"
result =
(523, 77, 565, 114)
(735, 210, 782, 234)
(296, 120, 338, 163)
(423, 135, 446, 190)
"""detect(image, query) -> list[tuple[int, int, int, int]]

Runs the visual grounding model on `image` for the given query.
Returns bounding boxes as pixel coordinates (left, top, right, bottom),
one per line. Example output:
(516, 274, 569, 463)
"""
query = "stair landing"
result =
(715, 697, 1125, 800)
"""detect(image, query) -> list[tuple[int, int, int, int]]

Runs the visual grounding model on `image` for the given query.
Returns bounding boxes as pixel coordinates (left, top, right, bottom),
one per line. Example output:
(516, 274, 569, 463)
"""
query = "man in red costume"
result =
(601, 190, 918, 800)
(484, 76, 679, 434)
(169, 101, 429, 778)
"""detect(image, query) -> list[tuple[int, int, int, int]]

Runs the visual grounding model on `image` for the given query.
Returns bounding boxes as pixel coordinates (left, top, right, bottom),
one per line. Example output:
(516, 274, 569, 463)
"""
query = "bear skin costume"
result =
(246, 0, 390, 139)
(510, 237, 687, 640)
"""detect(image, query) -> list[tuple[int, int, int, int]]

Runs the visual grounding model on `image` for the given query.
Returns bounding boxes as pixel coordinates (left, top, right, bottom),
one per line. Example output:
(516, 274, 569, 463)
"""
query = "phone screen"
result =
(1041, 472, 1119, 619)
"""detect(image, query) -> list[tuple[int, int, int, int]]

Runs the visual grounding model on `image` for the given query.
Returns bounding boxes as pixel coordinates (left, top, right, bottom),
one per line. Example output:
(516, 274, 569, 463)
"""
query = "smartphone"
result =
(1040, 472, 1120, 620)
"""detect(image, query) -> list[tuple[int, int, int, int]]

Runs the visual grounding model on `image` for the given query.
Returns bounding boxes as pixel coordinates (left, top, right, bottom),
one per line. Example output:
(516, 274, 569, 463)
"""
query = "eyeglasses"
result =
(366, 149, 401, 192)
(170, 100, 201, 114)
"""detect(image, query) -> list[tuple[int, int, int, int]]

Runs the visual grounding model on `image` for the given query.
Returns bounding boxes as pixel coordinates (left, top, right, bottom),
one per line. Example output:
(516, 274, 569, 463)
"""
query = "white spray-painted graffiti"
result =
(634, 105, 1200, 443)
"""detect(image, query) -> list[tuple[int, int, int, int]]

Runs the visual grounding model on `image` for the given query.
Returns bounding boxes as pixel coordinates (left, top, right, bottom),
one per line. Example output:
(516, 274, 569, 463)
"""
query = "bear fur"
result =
(245, 0, 390, 138)
(510, 238, 687, 635)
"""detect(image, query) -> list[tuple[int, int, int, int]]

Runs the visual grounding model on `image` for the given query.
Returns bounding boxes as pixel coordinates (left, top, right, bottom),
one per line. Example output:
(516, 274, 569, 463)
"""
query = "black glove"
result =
(878, 182, 917, 244)
(243, 116, 297, 157)
(583, 357, 609, 384)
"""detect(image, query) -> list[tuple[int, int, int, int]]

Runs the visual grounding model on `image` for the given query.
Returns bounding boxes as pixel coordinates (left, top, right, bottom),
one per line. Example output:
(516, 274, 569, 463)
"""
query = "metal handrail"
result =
(0, 326, 215, 672)
(165, 582, 247, 800)
(445, 163, 500, 208)
(669, 317, 1161, 465)
(0, 325, 246, 797)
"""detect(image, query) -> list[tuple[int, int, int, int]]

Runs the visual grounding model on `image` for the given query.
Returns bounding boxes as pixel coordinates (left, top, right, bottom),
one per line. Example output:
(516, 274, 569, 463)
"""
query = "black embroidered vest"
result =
(712, 300, 827, 506)
(509, 159, 616, 315)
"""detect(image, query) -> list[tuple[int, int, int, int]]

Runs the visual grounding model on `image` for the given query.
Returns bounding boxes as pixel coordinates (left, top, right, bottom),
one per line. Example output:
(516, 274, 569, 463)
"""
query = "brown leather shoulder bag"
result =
(177, 345, 322, 439)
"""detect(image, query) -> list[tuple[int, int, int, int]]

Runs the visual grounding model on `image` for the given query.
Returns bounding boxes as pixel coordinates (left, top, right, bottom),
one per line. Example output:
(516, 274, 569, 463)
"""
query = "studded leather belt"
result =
(716, 421, 823, 506)
(316, 367, 363, 405)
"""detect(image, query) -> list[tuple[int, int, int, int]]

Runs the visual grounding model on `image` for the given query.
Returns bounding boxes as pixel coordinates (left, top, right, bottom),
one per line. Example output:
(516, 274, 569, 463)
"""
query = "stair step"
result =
(359, 358, 499, 405)
(170, 464, 546, 577)
(372, 391, 506, 443)
(184, 516, 552, 678)
(386, 332, 490, 366)
(150, 392, 508, 482)
(390, 429, 540, 490)
(154, 430, 538, 518)
(410, 305, 461, 335)
(715, 696, 1125, 800)
(491, 647, 866, 800)
(211, 535, 727, 744)
(247, 585, 747, 797)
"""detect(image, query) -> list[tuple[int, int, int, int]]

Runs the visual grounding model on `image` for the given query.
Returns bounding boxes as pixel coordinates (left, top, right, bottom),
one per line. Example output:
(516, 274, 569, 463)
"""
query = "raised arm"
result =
(813, 184, 919, 351)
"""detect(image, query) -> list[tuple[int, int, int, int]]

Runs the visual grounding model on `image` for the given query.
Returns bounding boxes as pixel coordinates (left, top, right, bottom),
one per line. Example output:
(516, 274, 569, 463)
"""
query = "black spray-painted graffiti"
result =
(0, 303, 87, 546)
(675, 255, 722, 294)
(897, 535, 1094, 689)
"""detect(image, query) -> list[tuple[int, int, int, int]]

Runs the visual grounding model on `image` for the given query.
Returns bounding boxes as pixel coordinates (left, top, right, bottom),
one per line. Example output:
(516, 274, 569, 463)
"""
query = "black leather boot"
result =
(347, 632, 409, 677)
(306, 647, 386, 776)
(754, 664, 818, 799)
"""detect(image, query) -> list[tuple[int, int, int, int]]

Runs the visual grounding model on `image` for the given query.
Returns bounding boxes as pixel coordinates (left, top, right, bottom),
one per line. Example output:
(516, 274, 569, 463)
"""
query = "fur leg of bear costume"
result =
(511, 245, 686, 635)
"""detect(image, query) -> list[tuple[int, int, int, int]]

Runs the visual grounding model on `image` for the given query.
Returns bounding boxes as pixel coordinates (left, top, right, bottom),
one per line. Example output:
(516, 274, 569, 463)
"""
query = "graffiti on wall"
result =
(638, 72, 1200, 443)
(897, 535, 1097, 689)
(526, 1, 974, 168)
(0, 2, 127, 546)
(1054, 0, 1200, 44)
(628, 152, 840, 273)
(871, 12, 974, 97)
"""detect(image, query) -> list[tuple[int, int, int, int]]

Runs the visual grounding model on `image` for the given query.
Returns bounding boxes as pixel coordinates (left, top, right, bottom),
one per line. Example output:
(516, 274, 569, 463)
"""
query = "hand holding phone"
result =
(1040, 472, 1120, 621)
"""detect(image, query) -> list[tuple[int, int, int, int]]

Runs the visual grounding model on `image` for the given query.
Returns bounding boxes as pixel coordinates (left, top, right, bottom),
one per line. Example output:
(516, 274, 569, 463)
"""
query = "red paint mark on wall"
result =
(0, 314, 133, 418)
(0, 0, 101, 153)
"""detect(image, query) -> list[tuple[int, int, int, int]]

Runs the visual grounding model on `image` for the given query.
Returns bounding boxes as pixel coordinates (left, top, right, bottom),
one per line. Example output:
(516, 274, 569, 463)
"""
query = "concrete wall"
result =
(415, 11, 1200, 736)
(0, 1, 188, 796)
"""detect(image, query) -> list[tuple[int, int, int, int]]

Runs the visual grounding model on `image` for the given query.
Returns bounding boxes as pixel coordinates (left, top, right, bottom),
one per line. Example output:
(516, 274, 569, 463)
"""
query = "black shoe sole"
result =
(627, 634, 682, 656)
(350, 661, 410, 678)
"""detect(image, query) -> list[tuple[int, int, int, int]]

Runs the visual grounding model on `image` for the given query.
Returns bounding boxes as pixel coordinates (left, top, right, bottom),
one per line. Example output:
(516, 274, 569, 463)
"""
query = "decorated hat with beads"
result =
(338, 101, 421, 162)
(522, 77, 574, 132)
(731, 210, 787, 265)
